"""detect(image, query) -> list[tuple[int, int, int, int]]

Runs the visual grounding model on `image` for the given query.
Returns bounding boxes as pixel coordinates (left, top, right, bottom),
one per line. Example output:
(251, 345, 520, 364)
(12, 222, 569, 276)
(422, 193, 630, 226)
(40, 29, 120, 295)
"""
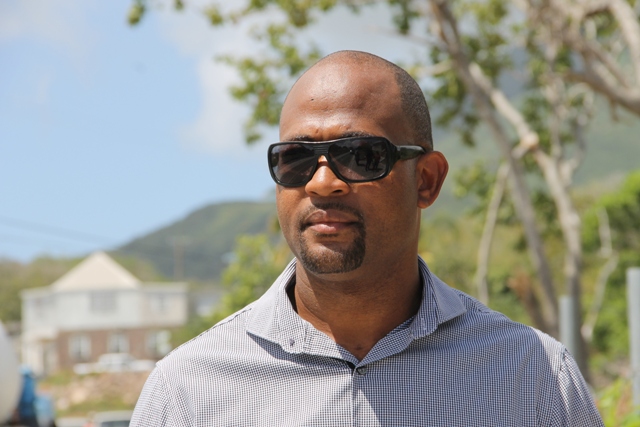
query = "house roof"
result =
(51, 251, 141, 291)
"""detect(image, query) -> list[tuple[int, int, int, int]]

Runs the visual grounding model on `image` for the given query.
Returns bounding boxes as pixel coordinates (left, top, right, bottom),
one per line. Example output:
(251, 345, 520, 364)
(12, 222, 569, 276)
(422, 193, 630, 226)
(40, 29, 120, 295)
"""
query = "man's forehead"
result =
(288, 61, 396, 100)
(281, 63, 400, 124)
(279, 60, 407, 141)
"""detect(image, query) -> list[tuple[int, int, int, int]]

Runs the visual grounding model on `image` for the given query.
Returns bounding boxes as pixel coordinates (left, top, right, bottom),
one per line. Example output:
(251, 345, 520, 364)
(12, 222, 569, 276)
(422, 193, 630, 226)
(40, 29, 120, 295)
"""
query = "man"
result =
(131, 51, 603, 426)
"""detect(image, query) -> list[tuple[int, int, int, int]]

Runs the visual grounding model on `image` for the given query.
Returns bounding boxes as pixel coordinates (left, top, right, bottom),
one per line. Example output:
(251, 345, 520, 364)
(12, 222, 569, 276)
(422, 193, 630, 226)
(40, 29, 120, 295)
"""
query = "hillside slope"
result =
(115, 201, 276, 281)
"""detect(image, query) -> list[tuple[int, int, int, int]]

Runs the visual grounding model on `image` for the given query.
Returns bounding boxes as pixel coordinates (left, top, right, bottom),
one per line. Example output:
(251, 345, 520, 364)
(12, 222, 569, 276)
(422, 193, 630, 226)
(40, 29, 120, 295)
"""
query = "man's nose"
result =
(304, 156, 350, 197)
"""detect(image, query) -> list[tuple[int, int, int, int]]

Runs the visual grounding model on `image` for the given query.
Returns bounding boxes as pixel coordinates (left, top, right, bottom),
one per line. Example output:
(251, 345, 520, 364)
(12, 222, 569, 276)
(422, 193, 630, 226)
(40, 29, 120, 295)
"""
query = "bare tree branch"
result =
(523, 0, 640, 116)
(468, 63, 541, 153)
(563, 85, 593, 181)
(609, 0, 640, 84)
(414, 60, 452, 77)
(582, 208, 619, 342)
(474, 163, 510, 305)
(565, 69, 640, 114)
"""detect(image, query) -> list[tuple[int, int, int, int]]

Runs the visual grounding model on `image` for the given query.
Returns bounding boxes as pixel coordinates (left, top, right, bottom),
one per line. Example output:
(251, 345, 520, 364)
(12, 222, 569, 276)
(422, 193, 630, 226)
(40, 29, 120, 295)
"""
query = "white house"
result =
(21, 252, 188, 375)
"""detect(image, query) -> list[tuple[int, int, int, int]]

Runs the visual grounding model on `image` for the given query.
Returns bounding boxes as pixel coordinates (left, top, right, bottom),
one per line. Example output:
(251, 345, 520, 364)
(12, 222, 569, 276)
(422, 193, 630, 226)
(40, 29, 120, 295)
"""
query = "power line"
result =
(0, 233, 87, 246)
(0, 215, 114, 245)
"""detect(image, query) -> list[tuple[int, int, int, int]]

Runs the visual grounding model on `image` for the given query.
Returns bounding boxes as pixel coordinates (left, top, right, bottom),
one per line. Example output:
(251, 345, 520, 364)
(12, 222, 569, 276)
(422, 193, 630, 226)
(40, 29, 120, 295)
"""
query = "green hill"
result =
(115, 201, 277, 281)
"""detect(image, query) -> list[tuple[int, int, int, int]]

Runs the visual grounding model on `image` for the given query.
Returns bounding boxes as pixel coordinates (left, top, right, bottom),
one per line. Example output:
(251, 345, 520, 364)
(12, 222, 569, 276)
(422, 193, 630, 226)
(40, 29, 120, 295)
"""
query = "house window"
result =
(108, 332, 129, 353)
(149, 294, 168, 313)
(32, 297, 47, 318)
(91, 292, 116, 313)
(69, 334, 91, 362)
(147, 330, 171, 358)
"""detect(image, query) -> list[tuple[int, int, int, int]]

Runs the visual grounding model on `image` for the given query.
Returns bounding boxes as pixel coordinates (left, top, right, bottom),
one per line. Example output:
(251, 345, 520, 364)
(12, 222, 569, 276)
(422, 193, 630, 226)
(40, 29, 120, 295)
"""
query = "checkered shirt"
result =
(131, 258, 603, 426)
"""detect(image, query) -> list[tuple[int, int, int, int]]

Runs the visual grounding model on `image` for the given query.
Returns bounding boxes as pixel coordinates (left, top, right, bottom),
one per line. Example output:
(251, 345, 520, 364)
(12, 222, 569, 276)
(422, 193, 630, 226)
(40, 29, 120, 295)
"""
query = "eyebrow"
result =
(282, 131, 377, 142)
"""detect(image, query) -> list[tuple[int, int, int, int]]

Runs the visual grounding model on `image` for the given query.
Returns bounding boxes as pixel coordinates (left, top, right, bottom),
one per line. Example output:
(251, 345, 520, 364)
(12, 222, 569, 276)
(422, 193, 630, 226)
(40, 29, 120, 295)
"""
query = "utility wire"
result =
(0, 233, 89, 247)
(0, 215, 114, 245)
(0, 216, 228, 280)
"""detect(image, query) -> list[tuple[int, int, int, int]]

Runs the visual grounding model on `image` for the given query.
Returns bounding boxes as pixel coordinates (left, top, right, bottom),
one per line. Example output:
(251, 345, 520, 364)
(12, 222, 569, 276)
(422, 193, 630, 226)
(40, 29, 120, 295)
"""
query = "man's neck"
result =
(289, 260, 422, 361)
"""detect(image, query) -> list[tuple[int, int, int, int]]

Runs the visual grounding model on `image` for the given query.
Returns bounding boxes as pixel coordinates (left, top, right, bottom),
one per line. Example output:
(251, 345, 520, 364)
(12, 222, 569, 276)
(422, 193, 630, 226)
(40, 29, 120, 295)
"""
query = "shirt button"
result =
(356, 366, 368, 375)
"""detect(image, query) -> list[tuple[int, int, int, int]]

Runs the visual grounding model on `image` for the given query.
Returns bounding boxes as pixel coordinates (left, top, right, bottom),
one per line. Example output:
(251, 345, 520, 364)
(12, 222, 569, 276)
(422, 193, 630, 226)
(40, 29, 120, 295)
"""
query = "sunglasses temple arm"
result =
(397, 146, 427, 160)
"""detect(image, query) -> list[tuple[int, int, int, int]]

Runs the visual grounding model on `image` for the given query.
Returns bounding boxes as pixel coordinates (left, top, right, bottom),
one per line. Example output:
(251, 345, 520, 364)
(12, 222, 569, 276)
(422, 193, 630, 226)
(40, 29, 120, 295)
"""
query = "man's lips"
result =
(302, 210, 361, 234)
(306, 222, 355, 234)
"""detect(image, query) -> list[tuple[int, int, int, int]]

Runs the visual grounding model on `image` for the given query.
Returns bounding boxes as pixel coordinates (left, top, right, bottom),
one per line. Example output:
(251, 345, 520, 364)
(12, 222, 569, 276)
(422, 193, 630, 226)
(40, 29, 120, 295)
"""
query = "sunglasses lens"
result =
(330, 138, 388, 181)
(269, 143, 318, 186)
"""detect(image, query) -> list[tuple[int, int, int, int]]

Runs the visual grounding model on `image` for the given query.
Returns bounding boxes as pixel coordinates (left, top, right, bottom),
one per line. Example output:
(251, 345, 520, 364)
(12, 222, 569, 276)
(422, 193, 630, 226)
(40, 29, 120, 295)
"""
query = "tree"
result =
(582, 171, 640, 368)
(174, 233, 291, 344)
(0, 257, 79, 323)
(130, 0, 640, 377)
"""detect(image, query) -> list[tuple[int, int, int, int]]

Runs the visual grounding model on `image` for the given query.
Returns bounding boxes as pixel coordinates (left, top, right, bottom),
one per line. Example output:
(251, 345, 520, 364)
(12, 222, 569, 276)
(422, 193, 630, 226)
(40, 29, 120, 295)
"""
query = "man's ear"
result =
(416, 151, 448, 209)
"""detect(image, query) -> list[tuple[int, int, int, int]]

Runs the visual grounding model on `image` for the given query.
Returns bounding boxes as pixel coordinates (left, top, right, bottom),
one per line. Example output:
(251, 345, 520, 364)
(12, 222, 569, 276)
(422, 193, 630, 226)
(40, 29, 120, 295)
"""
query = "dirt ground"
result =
(40, 371, 150, 416)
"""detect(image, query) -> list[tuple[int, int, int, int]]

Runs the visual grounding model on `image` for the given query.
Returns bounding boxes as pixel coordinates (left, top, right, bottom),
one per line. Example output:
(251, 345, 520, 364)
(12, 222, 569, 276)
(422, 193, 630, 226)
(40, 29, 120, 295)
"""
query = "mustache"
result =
(298, 202, 365, 231)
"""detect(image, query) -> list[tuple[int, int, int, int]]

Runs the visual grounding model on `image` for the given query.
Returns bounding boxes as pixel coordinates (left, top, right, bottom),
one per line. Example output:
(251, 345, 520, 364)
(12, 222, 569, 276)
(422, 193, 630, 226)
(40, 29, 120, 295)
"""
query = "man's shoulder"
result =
(438, 286, 566, 359)
(157, 303, 257, 370)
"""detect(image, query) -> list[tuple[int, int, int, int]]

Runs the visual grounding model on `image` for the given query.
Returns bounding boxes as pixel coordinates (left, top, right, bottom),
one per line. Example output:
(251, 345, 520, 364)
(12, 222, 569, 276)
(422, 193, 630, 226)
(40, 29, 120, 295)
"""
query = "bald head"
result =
(283, 50, 433, 149)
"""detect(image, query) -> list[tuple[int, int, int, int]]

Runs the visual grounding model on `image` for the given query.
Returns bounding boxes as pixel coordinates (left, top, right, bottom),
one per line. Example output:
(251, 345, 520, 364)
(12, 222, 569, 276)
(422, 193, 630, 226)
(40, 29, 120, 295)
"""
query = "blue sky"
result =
(0, 0, 419, 261)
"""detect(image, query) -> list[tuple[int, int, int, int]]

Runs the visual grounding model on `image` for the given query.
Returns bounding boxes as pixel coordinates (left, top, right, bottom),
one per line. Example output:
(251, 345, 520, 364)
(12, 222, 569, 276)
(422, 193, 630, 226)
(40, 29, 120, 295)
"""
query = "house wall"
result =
(21, 280, 188, 374)
(55, 289, 142, 330)
(52, 287, 188, 331)
(140, 287, 188, 328)
(22, 289, 57, 341)
(56, 327, 178, 370)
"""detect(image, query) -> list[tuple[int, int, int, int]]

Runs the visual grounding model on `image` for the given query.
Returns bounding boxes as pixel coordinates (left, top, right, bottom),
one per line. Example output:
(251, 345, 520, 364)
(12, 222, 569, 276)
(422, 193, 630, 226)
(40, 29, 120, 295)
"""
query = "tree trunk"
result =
(430, 1, 559, 335)
(474, 163, 509, 305)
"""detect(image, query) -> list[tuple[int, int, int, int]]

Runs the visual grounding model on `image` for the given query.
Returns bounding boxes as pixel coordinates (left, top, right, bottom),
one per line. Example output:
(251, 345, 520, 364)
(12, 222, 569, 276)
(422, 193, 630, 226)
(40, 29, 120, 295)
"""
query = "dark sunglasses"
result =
(267, 136, 426, 187)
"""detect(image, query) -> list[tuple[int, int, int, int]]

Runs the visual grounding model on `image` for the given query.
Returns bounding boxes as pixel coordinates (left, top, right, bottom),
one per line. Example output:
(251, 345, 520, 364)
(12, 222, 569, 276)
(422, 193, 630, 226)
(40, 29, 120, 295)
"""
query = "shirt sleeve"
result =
(548, 348, 604, 427)
(130, 366, 191, 427)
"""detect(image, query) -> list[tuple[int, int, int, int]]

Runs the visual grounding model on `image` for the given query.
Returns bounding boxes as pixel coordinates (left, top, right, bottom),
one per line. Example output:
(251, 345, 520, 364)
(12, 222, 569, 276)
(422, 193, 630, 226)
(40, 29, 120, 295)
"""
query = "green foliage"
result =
(218, 24, 321, 143)
(174, 233, 291, 345)
(234, 0, 341, 28)
(583, 171, 640, 252)
(387, 0, 419, 35)
(531, 190, 560, 237)
(420, 215, 477, 298)
(597, 378, 640, 427)
(218, 234, 290, 313)
(420, 213, 538, 327)
(127, 0, 145, 25)
(600, 172, 640, 251)
(426, 1, 512, 148)
(204, 5, 225, 26)
(590, 253, 636, 358)
(458, 0, 512, 82)
(0, 257, 81, 322)
(452, 160, 495, 214)
(581, 171, 640, 364)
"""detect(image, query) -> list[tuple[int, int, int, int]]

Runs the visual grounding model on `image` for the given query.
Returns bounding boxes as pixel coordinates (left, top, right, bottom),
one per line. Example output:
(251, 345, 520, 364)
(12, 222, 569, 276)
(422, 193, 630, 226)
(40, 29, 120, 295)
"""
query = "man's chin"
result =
(297, 245, 364, 275)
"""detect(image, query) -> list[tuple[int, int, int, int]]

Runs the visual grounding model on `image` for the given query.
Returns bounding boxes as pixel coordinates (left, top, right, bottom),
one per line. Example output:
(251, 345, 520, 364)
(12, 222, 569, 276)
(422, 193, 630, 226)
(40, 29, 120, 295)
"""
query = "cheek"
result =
(358, 174, 419, 235)
(275, 189, 300, 237)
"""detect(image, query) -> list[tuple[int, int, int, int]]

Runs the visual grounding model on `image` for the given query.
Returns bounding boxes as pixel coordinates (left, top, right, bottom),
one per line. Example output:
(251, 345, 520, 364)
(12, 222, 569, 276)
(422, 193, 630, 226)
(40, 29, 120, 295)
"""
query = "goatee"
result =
(296, 203, 366, 274)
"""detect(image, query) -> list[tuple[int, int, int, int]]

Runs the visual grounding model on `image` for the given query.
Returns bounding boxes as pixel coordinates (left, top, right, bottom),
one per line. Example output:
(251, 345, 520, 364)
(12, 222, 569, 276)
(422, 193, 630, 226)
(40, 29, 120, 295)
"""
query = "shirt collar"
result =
(246, 256, 467, 354)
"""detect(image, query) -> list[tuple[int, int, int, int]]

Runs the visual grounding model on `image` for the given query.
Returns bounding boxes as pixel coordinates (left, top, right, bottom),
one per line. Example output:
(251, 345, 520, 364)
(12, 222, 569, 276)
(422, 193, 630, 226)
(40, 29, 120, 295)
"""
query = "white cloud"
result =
(0, 0, 95, 67)
(157, 5, 269, 154)
(180, 56, 252, 153)
(157, 2, 428, 154)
